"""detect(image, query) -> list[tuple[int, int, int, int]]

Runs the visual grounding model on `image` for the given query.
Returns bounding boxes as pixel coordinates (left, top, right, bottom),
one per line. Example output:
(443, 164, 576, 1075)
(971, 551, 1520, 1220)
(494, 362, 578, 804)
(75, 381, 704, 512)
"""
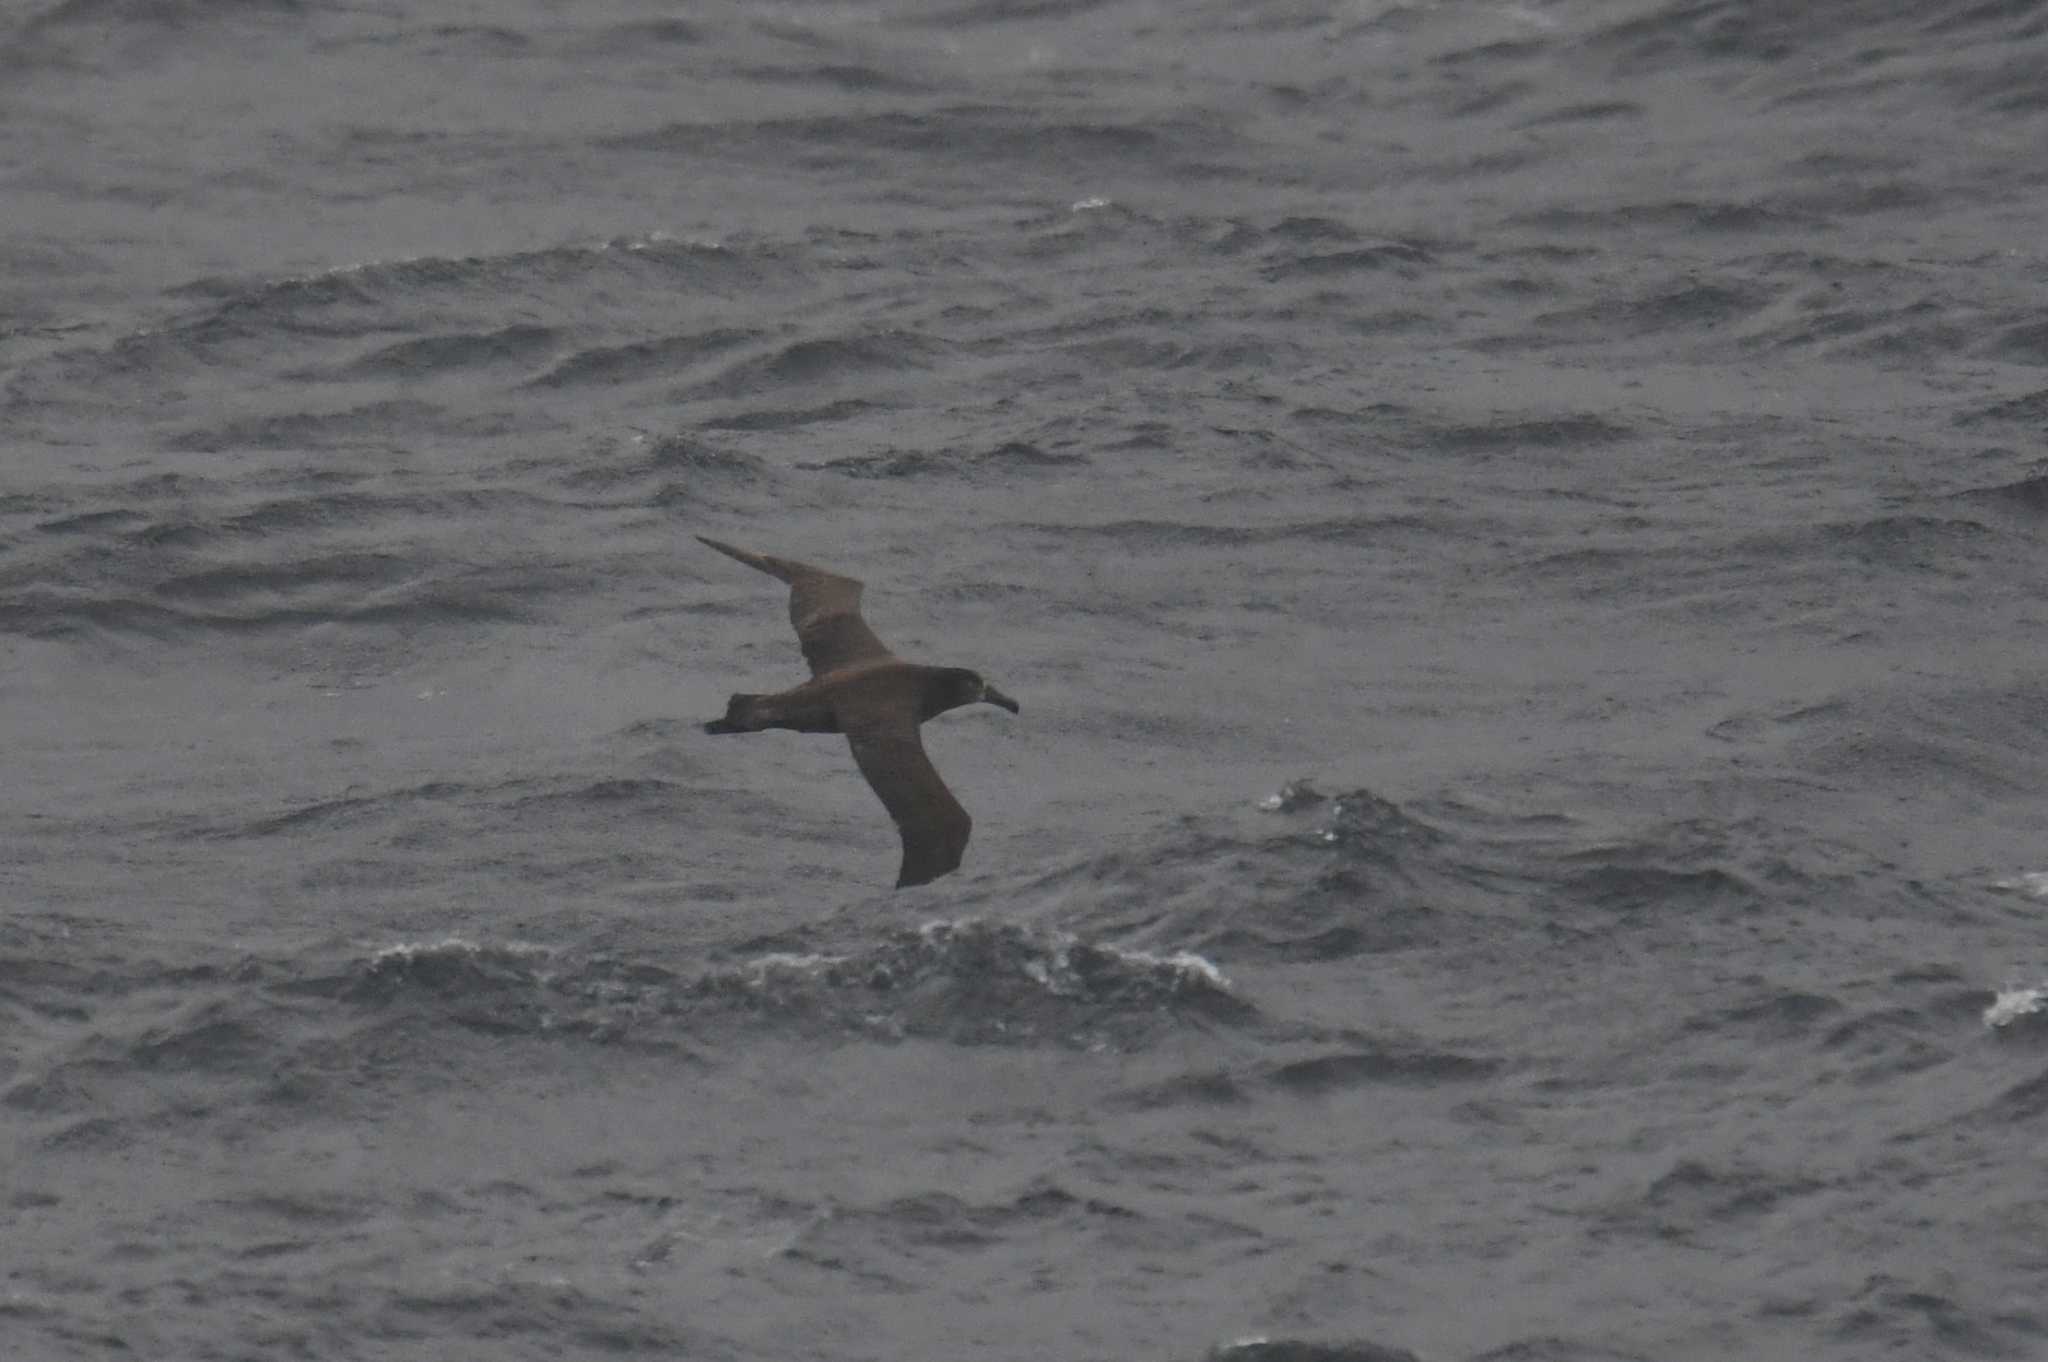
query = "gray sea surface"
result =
(6, 1, 2048, 1358)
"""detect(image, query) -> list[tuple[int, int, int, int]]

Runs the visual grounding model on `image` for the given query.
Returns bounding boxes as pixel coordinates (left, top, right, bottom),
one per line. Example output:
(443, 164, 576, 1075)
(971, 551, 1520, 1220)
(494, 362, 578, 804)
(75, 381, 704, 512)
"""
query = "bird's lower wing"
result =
(839, 696, 972, 888)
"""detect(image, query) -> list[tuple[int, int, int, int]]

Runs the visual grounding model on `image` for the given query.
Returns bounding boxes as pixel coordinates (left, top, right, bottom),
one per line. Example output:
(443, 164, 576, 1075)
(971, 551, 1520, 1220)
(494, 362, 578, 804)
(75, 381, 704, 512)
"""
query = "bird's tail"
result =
(703, 693, 761, 734)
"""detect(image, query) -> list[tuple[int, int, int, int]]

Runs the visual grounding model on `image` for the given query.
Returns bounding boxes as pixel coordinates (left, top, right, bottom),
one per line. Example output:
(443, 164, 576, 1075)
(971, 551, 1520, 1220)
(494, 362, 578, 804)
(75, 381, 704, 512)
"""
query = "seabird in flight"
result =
(698, 536, 1019, 888)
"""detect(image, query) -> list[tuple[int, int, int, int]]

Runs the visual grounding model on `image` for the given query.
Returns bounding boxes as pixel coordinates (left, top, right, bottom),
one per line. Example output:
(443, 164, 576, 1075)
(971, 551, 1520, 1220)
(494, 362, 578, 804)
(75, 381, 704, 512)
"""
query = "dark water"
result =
(7, 1, 2048, 1357)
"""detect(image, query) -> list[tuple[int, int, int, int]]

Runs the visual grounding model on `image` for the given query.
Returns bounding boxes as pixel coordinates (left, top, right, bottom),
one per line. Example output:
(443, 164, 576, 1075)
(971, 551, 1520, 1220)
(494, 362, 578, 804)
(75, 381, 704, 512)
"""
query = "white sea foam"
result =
(745, 951, 846, 975)
(1992, 872, 2048, 898)
(367, 936, 551, 964)
(918, 917, 1233, 994)
(1111, 946, 1232, 990)
(1985, 986, 2046, 1029)
(370, 935, 480, 963)
(1257, 777, 1327, 813)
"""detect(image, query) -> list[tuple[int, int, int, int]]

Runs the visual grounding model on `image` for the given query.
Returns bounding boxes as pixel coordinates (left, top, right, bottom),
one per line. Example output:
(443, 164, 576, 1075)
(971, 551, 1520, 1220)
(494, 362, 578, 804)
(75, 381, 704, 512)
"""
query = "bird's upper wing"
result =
(835, 687, 972, 888)
(698, 536, 895, 678)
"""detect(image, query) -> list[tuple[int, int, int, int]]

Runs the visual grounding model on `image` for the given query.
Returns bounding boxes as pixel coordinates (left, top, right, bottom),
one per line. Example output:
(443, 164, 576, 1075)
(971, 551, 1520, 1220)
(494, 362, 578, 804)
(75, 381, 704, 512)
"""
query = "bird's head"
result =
(977, 674, 1021, 714)
(932, 668, 1020, 718)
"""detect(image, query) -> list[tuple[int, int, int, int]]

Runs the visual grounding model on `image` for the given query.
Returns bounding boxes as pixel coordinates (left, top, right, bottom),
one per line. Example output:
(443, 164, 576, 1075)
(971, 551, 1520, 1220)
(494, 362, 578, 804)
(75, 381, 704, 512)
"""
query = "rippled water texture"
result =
(7, 2, 2048, 1359)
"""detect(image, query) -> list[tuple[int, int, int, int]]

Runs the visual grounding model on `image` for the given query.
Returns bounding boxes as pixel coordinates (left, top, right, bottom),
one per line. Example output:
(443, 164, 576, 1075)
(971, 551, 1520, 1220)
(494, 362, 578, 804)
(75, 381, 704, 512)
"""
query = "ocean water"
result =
(6, 1, 2048, 1358)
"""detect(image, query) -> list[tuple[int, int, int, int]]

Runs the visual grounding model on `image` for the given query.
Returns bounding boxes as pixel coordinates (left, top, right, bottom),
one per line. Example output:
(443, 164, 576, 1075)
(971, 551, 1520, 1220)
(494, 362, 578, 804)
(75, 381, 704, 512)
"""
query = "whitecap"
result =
(1104, 945, 1232, 991)
(745, 951, 847, 975)
(1257, 777, 1326, 812)
(1985, 986, 2045, 1029)
(366, 935, 552, 964)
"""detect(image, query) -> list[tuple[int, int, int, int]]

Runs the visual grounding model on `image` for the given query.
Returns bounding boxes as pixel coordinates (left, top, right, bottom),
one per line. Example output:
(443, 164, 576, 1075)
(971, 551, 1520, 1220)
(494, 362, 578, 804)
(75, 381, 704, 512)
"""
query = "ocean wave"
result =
(682, 328, 949, 401)
(341, 323, 561, 379)
(1028, 783, 1500, 964)
(525, 326, 762, 391)
(9, 234, 802, 417)
(688, 918, 1249, 1047)
(1204, 1339, 1421, 1362)
(2, 927, 1254, 1087)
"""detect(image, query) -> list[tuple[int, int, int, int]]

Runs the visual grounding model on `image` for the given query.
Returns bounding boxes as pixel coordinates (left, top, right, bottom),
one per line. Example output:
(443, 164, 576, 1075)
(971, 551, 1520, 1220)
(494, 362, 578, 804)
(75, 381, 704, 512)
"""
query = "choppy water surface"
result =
(7, 2, 2048, 1358)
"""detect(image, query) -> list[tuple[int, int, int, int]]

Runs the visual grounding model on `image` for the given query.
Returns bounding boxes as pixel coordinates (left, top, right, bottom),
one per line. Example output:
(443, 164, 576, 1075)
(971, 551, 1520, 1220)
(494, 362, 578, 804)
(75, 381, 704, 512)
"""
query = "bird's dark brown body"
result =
(698, 537, 1019, 888)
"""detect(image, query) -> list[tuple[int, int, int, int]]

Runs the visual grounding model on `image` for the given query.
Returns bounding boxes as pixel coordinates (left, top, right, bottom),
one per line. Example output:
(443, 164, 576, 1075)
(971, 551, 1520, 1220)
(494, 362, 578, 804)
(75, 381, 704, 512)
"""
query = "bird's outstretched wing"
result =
(698, 536, 895, 678)
(835, 688, 972, 888)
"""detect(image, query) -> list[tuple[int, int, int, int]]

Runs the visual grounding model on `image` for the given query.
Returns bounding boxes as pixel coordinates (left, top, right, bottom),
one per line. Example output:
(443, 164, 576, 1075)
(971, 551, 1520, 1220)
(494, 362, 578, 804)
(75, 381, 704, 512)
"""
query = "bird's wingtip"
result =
(698, 535, 759, 570)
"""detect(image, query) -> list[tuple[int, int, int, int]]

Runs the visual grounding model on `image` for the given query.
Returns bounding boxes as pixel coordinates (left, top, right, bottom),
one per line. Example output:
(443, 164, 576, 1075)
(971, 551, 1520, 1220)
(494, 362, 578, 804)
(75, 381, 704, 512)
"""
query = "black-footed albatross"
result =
(698, 536, 1019, 888)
